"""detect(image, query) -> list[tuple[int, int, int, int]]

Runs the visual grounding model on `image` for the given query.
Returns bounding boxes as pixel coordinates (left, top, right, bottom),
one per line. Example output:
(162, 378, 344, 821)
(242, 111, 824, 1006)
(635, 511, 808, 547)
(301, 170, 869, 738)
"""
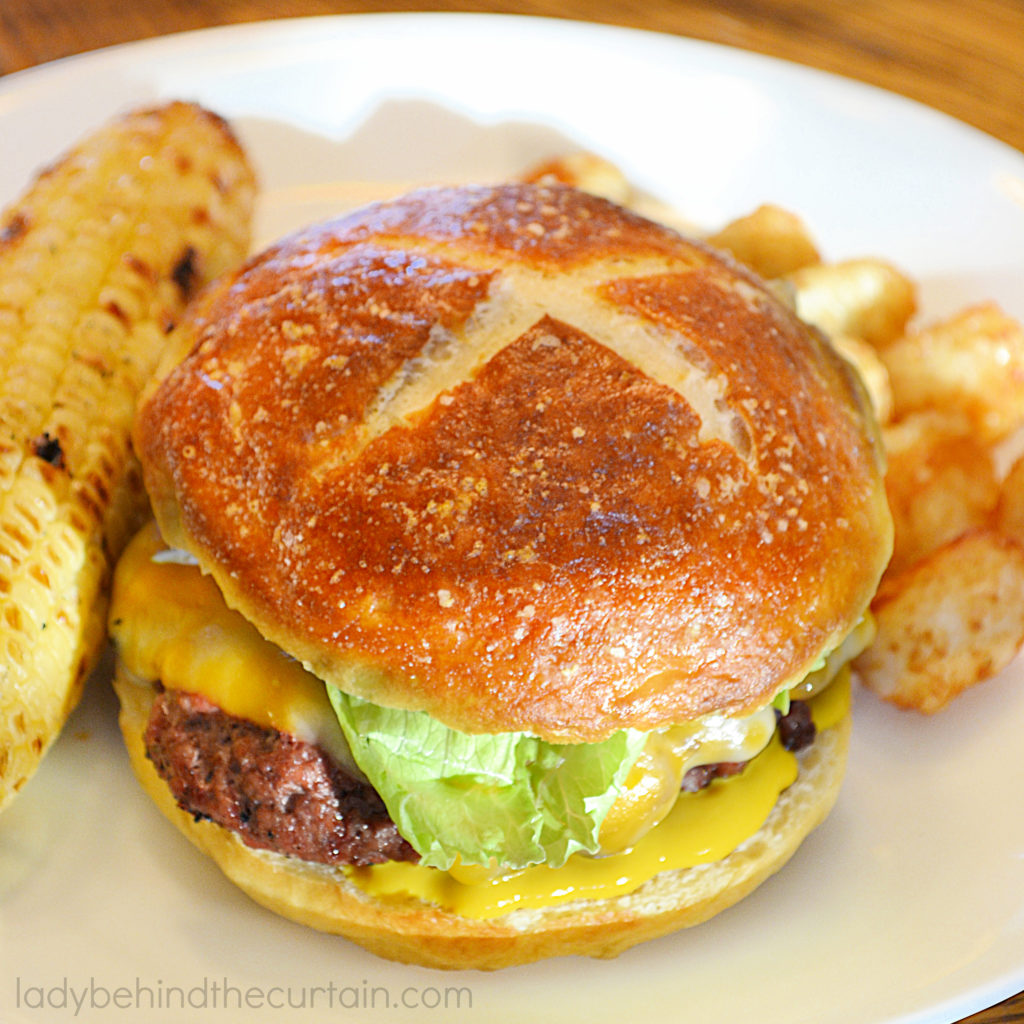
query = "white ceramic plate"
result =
(1, 15, 1023, 1024)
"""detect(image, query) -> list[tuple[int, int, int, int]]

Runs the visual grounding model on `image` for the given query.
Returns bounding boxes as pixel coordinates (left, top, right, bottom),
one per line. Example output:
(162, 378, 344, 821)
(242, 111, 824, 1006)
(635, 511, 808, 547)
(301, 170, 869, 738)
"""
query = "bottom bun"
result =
(113, 668, 850, 971)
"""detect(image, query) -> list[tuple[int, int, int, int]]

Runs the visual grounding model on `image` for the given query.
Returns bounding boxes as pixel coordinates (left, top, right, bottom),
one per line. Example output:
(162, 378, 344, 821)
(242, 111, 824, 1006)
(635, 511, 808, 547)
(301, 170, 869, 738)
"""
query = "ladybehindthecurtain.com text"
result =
(13, 974, 474, 1016)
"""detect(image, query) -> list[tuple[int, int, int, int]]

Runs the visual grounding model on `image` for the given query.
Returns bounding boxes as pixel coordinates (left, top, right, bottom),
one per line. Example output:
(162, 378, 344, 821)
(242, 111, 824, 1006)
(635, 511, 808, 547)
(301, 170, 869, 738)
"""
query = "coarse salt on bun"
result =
(133, 183, 889, 743)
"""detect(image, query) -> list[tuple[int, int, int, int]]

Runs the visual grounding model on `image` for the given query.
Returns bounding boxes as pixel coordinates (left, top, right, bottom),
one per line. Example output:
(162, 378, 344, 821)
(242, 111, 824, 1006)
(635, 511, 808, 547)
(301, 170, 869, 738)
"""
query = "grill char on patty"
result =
(144, 688, 418, 867)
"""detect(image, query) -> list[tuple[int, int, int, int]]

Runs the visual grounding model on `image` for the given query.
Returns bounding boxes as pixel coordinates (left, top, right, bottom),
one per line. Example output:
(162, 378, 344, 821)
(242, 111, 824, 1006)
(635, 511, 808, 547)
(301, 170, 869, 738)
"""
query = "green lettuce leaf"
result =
(326, 687, 647, 871)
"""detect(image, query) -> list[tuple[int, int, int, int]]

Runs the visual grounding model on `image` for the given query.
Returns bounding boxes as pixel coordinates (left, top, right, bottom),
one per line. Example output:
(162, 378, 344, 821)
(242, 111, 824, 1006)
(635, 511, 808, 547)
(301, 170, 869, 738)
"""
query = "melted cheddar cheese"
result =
(350, 674, 848, 918)
(109, 521, 358, 771)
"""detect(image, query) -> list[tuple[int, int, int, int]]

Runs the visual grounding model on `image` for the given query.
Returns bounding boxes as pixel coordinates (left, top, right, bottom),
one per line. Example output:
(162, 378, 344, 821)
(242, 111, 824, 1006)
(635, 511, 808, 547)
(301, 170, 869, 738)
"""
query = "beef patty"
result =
(144, 688, 418, 867)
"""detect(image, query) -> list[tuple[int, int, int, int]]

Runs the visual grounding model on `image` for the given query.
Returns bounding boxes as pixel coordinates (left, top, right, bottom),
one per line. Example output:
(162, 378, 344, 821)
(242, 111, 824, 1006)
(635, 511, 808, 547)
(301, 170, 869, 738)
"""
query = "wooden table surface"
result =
(1, 2, 1022, 1022)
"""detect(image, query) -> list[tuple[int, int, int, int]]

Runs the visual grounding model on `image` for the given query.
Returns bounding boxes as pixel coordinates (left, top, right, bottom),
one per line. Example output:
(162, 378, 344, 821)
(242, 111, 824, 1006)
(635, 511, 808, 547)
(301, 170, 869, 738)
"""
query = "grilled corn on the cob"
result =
(0, 101, 256, 812)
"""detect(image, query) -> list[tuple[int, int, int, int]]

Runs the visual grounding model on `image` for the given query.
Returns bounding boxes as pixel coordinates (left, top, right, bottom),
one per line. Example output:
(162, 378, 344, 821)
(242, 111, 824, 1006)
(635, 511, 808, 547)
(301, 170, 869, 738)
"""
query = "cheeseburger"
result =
(108, 183, 892, 969)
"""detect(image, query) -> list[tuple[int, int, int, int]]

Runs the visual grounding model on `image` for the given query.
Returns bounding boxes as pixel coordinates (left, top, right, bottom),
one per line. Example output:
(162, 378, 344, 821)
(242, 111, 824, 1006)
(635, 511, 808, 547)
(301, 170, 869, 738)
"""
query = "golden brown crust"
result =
(134, 184, 891, 741)
(113, 666, 850, 970)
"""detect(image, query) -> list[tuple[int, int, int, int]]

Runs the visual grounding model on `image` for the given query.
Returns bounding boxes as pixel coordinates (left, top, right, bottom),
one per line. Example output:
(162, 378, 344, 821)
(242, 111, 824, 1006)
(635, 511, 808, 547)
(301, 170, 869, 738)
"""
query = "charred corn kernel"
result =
(0, 102, 257, 812)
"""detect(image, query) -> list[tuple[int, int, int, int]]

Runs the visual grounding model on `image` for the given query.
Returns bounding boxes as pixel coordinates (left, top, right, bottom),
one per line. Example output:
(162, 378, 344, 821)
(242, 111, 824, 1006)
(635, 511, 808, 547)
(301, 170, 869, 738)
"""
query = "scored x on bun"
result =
(109, 183, 892, 969)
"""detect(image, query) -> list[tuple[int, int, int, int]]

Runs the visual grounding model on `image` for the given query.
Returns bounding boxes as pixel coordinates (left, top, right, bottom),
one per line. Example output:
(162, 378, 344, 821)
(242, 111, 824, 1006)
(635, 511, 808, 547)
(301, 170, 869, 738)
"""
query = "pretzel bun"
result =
(134, 183, 890, 743)
(115, 183, 890, 968)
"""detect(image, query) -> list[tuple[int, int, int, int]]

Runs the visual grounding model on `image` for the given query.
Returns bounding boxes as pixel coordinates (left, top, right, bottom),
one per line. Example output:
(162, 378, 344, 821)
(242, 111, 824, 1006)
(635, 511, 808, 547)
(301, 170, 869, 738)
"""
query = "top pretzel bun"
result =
(133, 183, 892, 743)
